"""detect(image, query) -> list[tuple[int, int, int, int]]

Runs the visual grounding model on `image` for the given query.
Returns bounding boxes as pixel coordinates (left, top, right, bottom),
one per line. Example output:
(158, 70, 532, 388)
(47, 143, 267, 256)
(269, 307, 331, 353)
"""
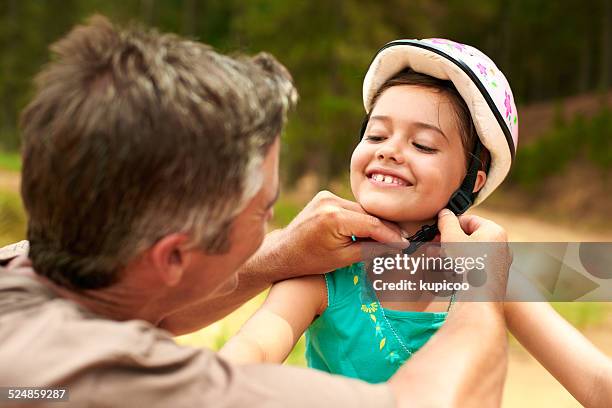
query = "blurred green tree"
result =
(0, 0, 610, 184)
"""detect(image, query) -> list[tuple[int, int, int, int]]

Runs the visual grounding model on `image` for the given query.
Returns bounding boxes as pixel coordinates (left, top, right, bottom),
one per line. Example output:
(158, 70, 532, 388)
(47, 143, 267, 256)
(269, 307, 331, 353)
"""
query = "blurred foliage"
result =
(0, 189, 26, 246)
(0, 150, 21, 172)
(509, 107, 612, 188)
(270, 199, 302, 228)
(551, 302, 610, 328)
(1, 0, 611, 183)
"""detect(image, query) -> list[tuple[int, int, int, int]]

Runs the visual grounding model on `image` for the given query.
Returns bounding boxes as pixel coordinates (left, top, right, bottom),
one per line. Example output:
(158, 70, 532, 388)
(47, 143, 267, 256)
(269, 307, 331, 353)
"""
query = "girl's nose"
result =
(376, 142, 405, 164)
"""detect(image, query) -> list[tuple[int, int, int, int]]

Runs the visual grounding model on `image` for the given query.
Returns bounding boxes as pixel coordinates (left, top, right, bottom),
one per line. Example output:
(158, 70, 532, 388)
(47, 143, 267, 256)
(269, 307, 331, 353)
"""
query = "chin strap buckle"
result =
(447, 190, 473, 215)
(403, 223, 439, 255)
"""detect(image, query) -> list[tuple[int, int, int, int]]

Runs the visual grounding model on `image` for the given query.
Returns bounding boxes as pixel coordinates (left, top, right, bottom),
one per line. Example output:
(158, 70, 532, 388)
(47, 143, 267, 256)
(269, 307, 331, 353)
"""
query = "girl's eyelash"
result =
(365, 135, 385, 142)
(413, 143, 437, 153)
(365, 136, 437, 153)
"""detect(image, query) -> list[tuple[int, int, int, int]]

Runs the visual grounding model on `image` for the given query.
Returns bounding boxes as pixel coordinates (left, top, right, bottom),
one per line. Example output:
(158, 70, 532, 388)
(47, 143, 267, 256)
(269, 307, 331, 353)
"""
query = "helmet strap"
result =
(447, 140, 483, 215)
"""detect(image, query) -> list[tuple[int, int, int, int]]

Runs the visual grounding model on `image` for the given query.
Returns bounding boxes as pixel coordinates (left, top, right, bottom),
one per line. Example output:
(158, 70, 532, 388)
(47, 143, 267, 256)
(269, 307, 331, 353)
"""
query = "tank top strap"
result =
(324, 262, 365, 309)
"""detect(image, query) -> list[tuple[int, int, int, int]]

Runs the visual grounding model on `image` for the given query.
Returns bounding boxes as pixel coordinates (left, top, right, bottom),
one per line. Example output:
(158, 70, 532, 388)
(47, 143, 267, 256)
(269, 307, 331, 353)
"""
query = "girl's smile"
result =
(366, 167, 413, 187)
(351, 85, 473, 228)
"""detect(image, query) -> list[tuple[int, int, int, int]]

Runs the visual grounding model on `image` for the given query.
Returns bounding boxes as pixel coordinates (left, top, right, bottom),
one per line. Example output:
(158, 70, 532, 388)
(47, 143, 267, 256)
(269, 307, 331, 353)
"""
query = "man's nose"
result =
(376, 141, 405, 164)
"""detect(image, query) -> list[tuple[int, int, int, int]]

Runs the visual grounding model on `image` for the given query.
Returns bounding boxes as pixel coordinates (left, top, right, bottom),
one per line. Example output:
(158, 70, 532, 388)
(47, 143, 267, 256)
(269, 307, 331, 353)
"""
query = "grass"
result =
(0, 151, 21, 172)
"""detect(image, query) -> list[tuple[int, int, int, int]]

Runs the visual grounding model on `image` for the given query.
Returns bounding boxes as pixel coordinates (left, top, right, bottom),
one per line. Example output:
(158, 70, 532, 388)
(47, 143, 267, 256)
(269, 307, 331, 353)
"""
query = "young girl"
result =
(220, 39, 612, 406)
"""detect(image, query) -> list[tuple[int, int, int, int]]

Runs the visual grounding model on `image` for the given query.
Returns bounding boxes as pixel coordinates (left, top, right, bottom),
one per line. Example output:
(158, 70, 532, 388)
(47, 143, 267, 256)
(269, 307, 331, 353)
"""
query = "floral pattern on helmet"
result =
(421, 38, 519, 149)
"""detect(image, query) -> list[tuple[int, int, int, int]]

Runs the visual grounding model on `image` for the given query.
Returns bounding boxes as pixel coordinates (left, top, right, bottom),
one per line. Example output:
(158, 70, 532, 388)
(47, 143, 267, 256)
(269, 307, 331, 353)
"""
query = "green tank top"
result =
(305, 262, 448, 383)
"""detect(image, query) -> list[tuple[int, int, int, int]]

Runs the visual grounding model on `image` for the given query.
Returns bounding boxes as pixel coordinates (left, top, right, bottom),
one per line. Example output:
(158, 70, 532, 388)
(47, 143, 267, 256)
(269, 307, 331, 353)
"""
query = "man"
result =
(0, 16, 510, 407)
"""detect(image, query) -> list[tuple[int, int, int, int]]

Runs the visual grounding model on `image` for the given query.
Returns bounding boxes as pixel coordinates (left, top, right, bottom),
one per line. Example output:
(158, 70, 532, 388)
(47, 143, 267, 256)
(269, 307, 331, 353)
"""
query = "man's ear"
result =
(149, 234, 191, 287)
(472, 170, 487, 193)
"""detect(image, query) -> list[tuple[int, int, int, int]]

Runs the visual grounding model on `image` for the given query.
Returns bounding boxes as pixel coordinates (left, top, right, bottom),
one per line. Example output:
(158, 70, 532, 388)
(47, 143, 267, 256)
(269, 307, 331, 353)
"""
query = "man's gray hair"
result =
(19, 15, 297, 289)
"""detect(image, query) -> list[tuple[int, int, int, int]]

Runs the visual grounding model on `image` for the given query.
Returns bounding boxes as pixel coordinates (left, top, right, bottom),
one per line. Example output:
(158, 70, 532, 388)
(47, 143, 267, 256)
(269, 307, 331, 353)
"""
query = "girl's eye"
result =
(413, 142, 437, 153)
(365, 135, 385, 142)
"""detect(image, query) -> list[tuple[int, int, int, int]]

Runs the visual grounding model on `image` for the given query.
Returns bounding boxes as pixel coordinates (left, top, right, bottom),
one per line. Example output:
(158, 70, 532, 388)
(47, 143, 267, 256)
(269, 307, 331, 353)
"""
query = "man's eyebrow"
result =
(266, 185, 281, 210)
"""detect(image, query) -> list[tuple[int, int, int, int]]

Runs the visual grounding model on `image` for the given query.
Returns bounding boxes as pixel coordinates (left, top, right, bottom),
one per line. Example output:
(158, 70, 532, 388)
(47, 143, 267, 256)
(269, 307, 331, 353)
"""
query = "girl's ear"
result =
(472, 170, 487, 193)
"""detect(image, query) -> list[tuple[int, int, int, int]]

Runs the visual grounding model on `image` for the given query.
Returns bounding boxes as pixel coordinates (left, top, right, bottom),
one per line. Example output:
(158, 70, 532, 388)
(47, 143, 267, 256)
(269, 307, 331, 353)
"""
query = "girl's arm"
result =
(219, 275, 327, 364)
(505, 302, 612, 407)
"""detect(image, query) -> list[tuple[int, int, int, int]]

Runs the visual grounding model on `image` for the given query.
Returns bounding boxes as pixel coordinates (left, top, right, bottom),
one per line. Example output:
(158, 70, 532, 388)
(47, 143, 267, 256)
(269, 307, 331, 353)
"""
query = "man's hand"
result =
(437, 209, 508, 243)
(277, 190, 406, 276)
(437, 209, 512, 301)
(389, 210, 510, 407)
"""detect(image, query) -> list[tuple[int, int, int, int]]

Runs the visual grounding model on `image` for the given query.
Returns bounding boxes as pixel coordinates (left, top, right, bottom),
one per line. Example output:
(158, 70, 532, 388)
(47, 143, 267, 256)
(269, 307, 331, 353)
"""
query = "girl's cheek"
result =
(351, 143, 368, 165)
(350, 145, 371, 175)
(411, 155, 436, 180)
(349, 148, 364, 199)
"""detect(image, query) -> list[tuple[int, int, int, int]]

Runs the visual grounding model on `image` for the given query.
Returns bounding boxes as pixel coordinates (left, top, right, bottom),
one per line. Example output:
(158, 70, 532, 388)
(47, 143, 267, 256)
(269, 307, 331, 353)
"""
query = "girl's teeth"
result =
(370, 173, 407, 186)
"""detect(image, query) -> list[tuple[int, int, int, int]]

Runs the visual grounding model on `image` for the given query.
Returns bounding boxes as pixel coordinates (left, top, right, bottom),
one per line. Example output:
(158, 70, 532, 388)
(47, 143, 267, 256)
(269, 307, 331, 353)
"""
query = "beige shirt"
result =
(0, 251, 394, 407)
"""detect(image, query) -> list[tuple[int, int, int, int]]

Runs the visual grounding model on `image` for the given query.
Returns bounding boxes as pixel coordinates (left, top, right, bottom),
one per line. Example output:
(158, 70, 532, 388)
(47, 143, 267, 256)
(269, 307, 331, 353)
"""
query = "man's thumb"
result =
(437, 209, 464, 241)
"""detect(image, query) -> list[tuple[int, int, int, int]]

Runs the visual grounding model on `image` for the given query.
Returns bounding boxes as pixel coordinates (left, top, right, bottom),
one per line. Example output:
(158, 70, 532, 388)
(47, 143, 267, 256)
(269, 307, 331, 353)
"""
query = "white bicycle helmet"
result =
(362, 38, 519, 209)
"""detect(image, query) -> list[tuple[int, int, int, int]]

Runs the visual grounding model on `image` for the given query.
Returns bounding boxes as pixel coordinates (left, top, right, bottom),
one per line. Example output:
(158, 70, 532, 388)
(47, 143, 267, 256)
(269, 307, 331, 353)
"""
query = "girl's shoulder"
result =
(324, 262, 365, 309)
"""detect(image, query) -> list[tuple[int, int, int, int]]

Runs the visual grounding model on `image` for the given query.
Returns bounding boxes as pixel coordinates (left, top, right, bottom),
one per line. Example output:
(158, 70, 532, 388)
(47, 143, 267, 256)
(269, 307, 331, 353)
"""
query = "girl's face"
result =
(350, 85, 483, 226)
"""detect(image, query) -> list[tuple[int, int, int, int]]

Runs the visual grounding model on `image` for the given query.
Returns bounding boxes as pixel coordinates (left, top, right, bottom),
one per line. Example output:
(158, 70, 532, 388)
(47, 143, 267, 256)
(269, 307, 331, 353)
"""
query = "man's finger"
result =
(424, 243, 442, 258)
(338, 211, 406, 244)
(313, 190, 367, 214)
(457, 214, 507, 242)
(337, 242, 397, 266)
(456, 214, 487, 235)
(332, 196, 369, 214)
(437, 209, 466, 242)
